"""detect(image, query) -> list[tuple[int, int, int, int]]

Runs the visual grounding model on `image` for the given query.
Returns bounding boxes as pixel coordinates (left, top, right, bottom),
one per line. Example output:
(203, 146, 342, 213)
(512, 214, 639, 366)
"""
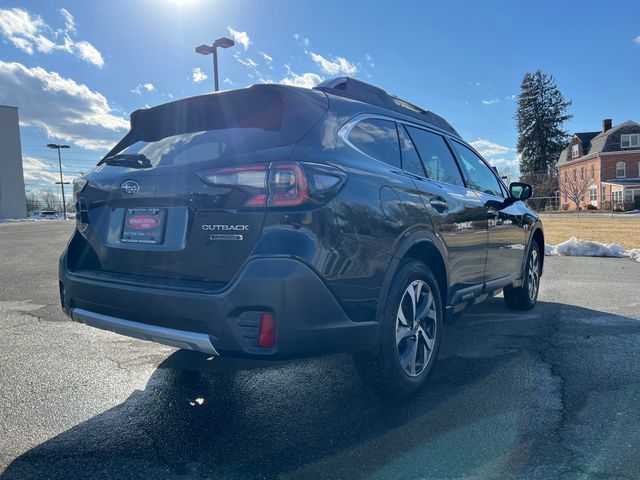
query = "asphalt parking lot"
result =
(1, 221, 640, 480)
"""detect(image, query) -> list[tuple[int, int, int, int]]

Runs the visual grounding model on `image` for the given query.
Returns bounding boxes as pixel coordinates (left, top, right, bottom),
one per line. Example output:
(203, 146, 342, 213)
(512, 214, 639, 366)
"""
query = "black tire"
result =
(504, 240, 541, 311)
(354, 260, 443, 398)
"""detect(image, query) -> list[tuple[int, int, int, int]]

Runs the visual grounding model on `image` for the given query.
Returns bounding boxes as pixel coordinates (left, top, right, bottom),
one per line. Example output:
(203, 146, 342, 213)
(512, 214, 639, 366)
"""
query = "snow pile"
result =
(0, 217, 74, 223)
(546, 237, 640, 262)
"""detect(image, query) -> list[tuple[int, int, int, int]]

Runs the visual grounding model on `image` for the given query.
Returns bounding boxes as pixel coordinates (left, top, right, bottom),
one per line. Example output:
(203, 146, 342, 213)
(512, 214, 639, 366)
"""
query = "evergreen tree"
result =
(516, 70, 572, 176)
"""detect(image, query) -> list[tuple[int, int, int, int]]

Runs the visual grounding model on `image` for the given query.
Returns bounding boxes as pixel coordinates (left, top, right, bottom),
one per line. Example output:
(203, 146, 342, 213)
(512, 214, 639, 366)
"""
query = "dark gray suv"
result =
(59, 77, 543, 396)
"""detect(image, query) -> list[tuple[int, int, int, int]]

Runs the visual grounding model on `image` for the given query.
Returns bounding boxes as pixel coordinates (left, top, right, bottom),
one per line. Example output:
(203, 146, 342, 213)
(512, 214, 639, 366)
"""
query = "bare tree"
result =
(559, 172, 592, 210)
(497, 166, 518, 185)
(25, 192, 41, 215)
(40, 190, 60, 211)
(520, 170, 559, 210)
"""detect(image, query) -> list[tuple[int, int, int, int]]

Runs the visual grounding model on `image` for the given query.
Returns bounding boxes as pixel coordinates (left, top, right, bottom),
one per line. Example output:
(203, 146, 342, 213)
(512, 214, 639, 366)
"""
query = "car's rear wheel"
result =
(354, 260, 442, 398)
(504, 241, 541, 311)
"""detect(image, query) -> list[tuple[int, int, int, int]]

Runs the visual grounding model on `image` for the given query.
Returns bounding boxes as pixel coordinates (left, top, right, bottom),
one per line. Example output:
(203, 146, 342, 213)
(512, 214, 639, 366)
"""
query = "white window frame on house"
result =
(602, 186, 606, 202)
(571, 144, 579, 158)
(616, 162, 626, 178)
(580, 167, 584, 180)
(621, 134, 640, 149)
(591, 164, 595, 179)
(612, 190, 623, 203)
(589, 187, 597, 203)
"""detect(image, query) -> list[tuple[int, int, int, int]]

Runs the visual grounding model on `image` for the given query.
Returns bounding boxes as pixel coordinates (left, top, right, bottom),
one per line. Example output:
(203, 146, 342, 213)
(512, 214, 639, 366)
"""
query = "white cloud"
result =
(0, 7, 104, 67)
(259, 51, 273, 63)
(227, 26, 250, 50)
(22, 155, 75, 185)
(470, 139, 510, 157)
(280, 67, 323, 89)
(481, 98, 500, 105)
(487, 157, 518, 168)
(237, 57, 258, 68)
(364, 53, 374, 68)
(633, 35, 640, 45)
(192, 67, 208, 83)
(223, 78, 234, 85)
(310, 52, 358, 76)
(71, 40, 104, 67)
(60, 8, 74, 32)
(0, 61, 128, 150)
(293, 33, 309, 46)
(131, 82, 155, 94)
(505, 94, 517, 101)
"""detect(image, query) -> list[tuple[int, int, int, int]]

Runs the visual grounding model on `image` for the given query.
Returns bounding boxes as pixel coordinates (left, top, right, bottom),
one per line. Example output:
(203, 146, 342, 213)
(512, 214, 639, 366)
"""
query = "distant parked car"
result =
(60, 77, 543, 397)
(32, 210, 59, 219)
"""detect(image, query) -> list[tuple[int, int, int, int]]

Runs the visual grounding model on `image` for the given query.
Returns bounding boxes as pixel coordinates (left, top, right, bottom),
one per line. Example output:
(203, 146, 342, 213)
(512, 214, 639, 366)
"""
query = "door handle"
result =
(429, 198, 448, 212)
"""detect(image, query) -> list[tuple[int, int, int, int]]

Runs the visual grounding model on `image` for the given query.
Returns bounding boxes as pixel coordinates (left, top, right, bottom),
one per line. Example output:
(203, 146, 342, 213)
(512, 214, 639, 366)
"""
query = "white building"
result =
(0, 105, 26, 219)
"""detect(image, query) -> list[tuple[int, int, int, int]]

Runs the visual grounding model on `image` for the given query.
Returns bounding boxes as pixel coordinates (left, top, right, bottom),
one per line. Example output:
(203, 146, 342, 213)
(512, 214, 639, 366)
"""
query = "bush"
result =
(561, 204, 569, 211)
(587, 204, 598, 210)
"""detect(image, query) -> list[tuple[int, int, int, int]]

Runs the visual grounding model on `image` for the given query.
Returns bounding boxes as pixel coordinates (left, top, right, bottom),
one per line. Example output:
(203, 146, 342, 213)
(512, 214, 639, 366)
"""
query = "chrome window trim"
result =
(338, 113, 460, 168)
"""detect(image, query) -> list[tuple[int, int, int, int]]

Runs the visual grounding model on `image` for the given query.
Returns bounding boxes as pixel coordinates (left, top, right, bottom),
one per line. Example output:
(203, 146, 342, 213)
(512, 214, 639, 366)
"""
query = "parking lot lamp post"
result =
(47, 144, 70, 220)
(195, 36, 235, 92)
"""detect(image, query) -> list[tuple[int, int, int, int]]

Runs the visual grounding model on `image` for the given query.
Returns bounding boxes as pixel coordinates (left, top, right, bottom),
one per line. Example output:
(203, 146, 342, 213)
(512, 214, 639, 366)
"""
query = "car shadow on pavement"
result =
(3, 298, 640, 480)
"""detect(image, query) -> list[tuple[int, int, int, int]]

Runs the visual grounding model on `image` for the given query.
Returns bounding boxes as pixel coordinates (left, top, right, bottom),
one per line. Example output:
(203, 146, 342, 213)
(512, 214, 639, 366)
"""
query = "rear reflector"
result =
(258, 312, 275, 348)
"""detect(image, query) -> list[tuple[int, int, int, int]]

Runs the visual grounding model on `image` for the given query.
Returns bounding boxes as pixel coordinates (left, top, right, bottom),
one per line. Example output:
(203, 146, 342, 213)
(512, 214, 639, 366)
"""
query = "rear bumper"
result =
(71, 308, 219, 355)
(59, 255, 377, 358)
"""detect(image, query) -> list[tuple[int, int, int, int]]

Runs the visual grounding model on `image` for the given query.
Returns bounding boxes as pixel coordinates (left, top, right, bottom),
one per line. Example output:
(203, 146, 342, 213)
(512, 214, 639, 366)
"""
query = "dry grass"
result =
(539, 214, 640, 249)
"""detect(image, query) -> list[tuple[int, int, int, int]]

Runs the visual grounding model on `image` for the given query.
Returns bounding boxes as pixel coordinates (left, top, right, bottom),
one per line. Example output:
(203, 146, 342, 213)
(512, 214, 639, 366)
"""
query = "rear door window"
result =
(348, 118, 401, 168)
(398, 125, 425, 176)
(405, 127, 464, 187)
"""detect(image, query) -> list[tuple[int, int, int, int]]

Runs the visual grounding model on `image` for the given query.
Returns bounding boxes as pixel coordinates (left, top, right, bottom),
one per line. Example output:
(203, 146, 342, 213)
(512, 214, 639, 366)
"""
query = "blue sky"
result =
(1, 0, 639, 193)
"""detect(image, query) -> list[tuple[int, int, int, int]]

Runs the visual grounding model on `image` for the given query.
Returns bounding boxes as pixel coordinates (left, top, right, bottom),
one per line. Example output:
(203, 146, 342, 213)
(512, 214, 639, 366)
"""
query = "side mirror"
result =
(509, 182, 533, 201)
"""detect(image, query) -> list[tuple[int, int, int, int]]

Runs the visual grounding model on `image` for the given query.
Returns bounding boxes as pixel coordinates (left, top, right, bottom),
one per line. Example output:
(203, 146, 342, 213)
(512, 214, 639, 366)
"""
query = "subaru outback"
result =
(59, 77, 543, 396)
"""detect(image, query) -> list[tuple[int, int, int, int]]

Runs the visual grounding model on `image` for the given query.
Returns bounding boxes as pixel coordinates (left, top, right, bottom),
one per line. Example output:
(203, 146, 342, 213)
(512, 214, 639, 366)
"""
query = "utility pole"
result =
(195, 37, 235, 92)
(47, 143, 70, 219)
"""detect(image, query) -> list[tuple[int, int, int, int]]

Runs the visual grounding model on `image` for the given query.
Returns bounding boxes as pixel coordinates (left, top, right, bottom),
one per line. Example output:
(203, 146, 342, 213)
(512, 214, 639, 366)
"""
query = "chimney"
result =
(602, 118, 612, 132)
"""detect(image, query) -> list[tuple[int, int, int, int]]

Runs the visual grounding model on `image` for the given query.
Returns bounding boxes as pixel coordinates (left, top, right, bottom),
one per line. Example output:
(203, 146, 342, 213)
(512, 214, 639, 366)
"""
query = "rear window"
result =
(107, 87, 327, 167)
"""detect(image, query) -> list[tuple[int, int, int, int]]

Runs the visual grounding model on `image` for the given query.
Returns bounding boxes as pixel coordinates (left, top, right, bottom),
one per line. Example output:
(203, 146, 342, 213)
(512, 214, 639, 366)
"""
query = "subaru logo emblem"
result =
(120, 180, 140, 196)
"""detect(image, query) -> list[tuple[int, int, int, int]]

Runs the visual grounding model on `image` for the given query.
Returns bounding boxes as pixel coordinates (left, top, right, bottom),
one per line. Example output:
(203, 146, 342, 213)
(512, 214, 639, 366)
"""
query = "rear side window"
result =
(451, 141, 503, 197)
(348, 119, 401, 168)
(405, 127, 464, 186)
(398, 125, 425, 176)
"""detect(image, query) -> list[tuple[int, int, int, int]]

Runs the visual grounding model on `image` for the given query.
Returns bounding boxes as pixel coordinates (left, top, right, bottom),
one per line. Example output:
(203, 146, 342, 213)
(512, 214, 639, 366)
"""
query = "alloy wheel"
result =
(528, 248, 540, 302)
(395, 280, 437, 377)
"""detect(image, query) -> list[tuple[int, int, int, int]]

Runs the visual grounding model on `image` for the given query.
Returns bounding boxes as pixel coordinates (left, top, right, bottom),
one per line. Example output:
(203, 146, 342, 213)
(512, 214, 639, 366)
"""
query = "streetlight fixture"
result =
(47, 143, 70, 220)
(195, 36, 235, 92)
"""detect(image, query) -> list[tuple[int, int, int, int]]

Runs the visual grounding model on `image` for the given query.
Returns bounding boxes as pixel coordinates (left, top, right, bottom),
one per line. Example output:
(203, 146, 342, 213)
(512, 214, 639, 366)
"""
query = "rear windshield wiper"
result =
(100, 153, 152, 169)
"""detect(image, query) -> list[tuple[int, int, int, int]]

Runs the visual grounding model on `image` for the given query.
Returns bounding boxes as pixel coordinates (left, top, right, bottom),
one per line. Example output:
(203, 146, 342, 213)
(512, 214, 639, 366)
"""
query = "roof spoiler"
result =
(314, 77, 460, 138)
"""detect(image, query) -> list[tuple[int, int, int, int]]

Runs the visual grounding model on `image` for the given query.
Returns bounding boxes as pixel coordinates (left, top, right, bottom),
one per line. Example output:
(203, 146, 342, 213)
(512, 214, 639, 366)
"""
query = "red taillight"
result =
(269, 163, 308, 207)
(197, 162, 344, 209)
(258, 313, 275, 348)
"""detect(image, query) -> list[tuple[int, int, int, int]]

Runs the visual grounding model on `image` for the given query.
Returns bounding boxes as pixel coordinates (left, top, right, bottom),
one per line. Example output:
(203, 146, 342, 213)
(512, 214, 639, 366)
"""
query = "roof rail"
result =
(314, 77, 460, 137)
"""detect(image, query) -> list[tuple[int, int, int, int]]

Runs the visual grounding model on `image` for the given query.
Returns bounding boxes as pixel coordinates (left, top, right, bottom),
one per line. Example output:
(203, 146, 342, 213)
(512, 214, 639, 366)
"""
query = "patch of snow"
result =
(0, 217, 74, 223)
(545, 237, 640, 262)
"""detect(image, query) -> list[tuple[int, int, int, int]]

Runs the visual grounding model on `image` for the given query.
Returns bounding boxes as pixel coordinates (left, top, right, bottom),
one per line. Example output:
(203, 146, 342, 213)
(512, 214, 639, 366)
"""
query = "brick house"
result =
(557, 119, 640, 210)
